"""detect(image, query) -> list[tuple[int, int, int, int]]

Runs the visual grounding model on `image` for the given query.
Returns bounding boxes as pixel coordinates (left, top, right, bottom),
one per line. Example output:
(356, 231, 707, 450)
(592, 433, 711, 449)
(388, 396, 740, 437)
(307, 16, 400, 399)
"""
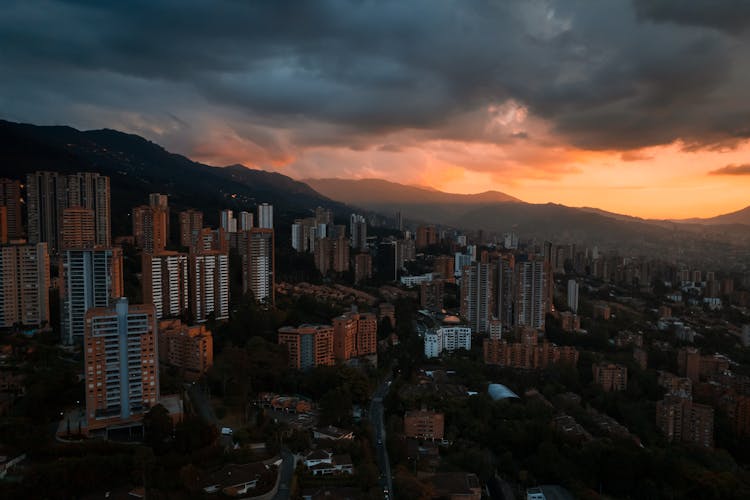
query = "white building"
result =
(190, 251, 229, 321)
(143, 251, 188, 319)
(243, 229, 274, 304)
(220, 209, 237, 233)
(239, 211, 254, 230)
(400, 273, 436, 288)
(424, 326, 472, 358)
(61, 248, 123, 345)
(258, 203, 274, 229)
(454, 252, 472, 278)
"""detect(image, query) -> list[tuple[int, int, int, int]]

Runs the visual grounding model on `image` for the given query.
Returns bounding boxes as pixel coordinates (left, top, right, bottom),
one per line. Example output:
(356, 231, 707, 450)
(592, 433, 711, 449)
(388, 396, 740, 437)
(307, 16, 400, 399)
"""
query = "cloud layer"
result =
(1, 0, 750, 210)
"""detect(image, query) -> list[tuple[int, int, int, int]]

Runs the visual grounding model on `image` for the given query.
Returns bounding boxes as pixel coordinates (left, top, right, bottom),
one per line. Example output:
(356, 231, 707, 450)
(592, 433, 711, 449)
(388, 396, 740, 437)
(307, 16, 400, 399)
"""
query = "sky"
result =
(2, 0, 750, 219)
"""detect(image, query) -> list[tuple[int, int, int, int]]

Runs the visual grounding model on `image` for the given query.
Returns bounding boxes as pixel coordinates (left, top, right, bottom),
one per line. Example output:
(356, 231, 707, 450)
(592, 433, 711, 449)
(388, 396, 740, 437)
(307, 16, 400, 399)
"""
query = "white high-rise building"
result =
(220, 209, 237, 233)
(143, 251, 189, 319)
(0, 242, 50, 328)
(424, 326, 472, 358)
(454, 253, 473, 278)
(239, 211, 254, 230)
(190, 251, 229, 321)
(291, 223, 303, 251)
(567, 279, 579, 314)
(60, 247, 123, 345)
(258, 203, 274, 229)
(243, 229, 274, 304)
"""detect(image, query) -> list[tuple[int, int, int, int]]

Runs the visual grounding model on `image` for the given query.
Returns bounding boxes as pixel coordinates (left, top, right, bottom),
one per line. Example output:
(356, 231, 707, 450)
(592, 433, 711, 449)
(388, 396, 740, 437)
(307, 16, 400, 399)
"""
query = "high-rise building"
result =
(592, 363, 628, 392)
(158, 318, 213, 381)
(354, 252, 372, 284)
(516, 255, 547, 330)
(149, 193, 168, 208)
(0, 206, 7, 244)
(239, 211, 254, 230)
(315, 207, 334, 226)
(416, 225, 437, 249)
(461, 262, 493, 335)
(26, 172, 111, 252)
(133, 205, 168, 253)
(60, 247, 124, 345)
(84, 298, 158, 435)
(314, 236, 349, 275)
(179, 209, 203, 248)
(60, 207, 96, 250)
(190, 251, 229, 321)
(0, 178, 23, 239)
(242, 228, 274, 304)
(567, 279, 579, 314)
(433, 255, 455, 283)
(656, 396, 714, 448)
(494, 254, 515, 332)
(258, 203, 273, 229)
(349, 214, 367, 250)
(424, 326, 472, 358)
(220, 209, 237, 233)
(142, 251, 189, 319)
(278, 324, 334, 369)
(332, 310, 377, 362)
(0, 242, 50, 328)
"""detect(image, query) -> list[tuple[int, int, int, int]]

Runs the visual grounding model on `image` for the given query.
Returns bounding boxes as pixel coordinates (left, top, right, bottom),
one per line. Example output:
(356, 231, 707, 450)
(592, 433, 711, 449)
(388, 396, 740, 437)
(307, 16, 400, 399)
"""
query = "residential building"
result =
(314, 236, 349, 275)
(593, 363, 628, 392)
(0, 242, 50, 328)
(0, 178, 22, 239)
(332, 310, 377, 361)
(0, 206, 6, 244)
(179, 209, 203, 247)
(239, 211, 254, 230)
(433, 255, 455, 283)
(83, 298, 158, 435)
(349, 213, 367, 250)
(158, 318, 213, 380)
(483, 332, 579, 370)
(258, 203, 273, 229)
(220, 209, 237, 233)
(304, 450, 354, 476)
(142, 251, 189, 319)
(278, 324, 334, 369)
(516, 254, 547, 330)
(60, 207, 96, 249)
(461, 262, 493, 335)
(354, 252, 372, 284)
(416, 225, 437, 249)
(242, 228, 274, 304)
(424, 326, 472, 358)
(567, 279, 579, 313)
(60, 247, 123, 345)
(378, 302, 396, 328)
(133, 204, 168, 253)
(656, 396, 714, 448)
(189, 251, 229, 321)
(404, 410, 444, 440)
(26, 171, 111, 251)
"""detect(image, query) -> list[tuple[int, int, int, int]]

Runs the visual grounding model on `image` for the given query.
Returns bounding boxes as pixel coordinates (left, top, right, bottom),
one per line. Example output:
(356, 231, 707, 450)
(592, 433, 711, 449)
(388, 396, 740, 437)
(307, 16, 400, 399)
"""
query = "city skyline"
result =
(2, 1, 750, 218)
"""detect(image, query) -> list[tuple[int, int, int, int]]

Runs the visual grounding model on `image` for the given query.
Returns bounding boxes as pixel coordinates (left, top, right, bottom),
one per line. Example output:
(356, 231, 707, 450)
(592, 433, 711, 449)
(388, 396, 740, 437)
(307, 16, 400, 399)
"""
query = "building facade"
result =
(84, 298, 159, 434)
(189, 251, 229, 321)
(143, 251, 189, 319)
(0, 242, 50, 328)
(158, 318, 213, 380)
(278, 325, 334, 369)
(60, 247, 123, 345)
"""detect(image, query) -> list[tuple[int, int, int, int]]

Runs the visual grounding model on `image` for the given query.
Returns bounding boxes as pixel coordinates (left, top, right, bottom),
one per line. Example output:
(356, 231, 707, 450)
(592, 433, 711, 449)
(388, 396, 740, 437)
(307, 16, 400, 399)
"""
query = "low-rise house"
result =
(313, 425, 354, 441)
(304, 450, 354, 476)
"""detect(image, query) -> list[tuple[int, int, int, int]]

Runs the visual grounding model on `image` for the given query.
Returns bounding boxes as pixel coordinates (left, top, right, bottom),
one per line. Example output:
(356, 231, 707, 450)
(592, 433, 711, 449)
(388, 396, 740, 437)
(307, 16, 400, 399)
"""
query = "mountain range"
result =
(1, 119, 748, 262)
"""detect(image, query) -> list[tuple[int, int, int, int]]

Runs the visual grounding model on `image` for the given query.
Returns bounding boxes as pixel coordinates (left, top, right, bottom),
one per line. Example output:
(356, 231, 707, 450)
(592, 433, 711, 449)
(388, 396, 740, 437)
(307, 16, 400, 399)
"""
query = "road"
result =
(370, 377, 393, 497)
(272, 448, 296, 500)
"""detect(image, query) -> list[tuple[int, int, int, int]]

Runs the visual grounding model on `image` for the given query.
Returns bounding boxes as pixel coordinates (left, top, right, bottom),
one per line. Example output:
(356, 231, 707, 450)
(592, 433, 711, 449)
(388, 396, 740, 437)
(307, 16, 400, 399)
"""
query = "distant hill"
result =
(305, 177, 521, 223)
(0, 119, 341, 236)
(675, 205, 750, 226)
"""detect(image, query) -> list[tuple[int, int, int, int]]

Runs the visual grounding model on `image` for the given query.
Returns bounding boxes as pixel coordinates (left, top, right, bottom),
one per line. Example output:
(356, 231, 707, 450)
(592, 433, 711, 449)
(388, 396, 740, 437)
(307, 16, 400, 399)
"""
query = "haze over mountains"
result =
(1, 119, 749, 262)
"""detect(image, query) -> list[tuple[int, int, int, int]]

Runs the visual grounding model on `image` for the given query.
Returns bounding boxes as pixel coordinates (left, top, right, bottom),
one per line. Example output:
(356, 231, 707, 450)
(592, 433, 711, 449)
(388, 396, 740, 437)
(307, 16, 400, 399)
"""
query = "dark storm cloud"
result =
(633, 0, 750, 34)
(1, 0, 749, 159)
(709, 163, 750, 175)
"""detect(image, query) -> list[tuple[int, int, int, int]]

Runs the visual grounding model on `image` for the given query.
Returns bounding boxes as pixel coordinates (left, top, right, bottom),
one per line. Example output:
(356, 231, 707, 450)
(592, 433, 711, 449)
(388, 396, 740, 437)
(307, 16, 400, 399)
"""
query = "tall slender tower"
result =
(84, 298, 159, 434)
(242, 228, 274, 304)
(60, 247, 124, 345)
(515, 254, 547, 330)
(190, 250, 229, 321)
(0, 178, 23, 239)
(179, 209, 203, 248)
(461, 261, 493, 334)
(0, 242, 50, 328)
(258, 203, 274, 229)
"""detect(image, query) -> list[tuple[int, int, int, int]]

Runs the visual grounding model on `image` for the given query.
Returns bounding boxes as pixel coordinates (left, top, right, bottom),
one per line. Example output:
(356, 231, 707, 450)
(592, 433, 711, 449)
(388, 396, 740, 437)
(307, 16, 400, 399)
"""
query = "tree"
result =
(143, 404, 172, 452)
